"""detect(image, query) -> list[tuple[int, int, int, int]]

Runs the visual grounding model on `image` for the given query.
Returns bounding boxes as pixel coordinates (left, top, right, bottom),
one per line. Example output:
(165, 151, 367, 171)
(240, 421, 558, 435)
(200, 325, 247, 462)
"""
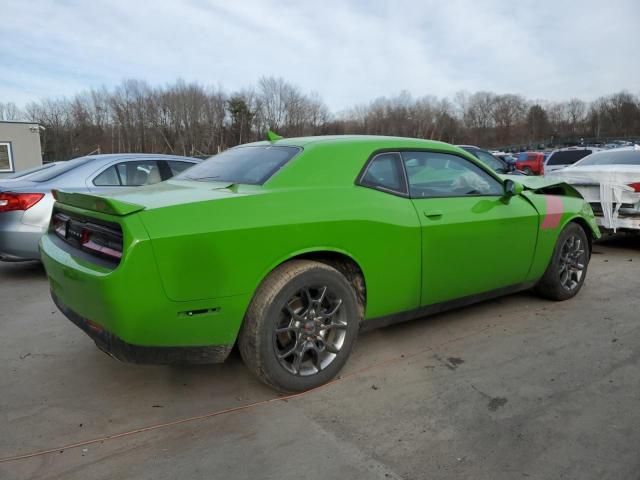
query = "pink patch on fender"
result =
(541, 195, 564, 229)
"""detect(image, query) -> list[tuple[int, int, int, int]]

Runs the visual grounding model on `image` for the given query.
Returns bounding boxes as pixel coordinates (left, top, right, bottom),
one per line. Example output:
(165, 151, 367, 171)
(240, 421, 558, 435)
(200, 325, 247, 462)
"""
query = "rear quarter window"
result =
(177, 146, 300, 185)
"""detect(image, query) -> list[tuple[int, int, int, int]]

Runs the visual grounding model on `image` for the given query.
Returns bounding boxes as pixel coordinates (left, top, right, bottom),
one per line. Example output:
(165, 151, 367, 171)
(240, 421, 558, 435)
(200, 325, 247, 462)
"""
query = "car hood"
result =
(53, 180, 258, 216)
(501, 174, 571, 191)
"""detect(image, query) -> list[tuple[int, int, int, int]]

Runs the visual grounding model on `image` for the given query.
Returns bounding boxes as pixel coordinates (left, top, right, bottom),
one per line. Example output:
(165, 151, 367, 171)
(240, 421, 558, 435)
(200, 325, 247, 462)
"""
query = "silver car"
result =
(0, 153, 200, 261)
(546, 147, 640, 232)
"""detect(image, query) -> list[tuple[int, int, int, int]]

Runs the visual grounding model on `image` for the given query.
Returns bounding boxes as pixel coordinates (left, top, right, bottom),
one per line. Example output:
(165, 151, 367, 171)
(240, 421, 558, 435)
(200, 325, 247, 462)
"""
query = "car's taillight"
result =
(52, 211, 123, 263)
(80, 225, 123, 260)
(0, 192, 44, 213)
(628, 182, 640, 192)
(52, 213, 69, 239)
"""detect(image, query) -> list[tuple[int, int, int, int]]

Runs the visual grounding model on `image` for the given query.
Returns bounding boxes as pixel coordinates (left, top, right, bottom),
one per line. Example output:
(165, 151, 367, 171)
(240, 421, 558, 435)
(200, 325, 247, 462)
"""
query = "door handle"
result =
(423, 210, 443, 219)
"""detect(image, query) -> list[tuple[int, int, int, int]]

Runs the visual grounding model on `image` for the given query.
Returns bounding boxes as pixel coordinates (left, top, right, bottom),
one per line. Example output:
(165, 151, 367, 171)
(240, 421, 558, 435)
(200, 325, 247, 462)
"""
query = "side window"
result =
(167, 160, 195, 176)
(93, 166, 121, 186)
(94, 160, 164, 187)
(360, 153, 405, 193)
(401, 151, 503, 198)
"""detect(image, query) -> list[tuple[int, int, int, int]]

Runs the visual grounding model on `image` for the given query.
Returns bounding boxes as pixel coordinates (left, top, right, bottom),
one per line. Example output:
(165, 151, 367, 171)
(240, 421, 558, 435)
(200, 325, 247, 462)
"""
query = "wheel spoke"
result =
(325, 342, 340, 354)
(321, 298, 343, 319)
(275, 325, 299, 335)
(560, 269, 569, 287)
(302, 287, 313, 307)
(321, 321, 347, 332)
(292, 346, 305, 373)
(316, 286, 328, 305)
(311, 347, 323, 372)
(284, 302, 303, 321)
(277, 340, 298, 359)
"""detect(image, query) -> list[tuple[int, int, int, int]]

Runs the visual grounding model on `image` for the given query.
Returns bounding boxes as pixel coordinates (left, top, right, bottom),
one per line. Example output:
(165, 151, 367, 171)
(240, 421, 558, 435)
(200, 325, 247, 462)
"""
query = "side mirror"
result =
(504, 179, 524, 197)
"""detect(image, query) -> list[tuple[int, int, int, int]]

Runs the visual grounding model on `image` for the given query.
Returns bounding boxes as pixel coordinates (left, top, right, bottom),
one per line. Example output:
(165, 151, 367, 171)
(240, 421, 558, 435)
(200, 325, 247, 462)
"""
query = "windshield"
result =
(573, 150, 640, 167)
(470, 149, 508, 173)
(25, 157, 94, 182)
(546, 150, 592, 166)
(177, 145, 301, 184)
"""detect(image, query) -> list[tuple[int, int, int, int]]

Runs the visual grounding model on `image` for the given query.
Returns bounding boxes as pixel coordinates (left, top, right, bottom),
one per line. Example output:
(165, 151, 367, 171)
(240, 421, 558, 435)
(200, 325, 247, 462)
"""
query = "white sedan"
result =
(546, 147, 640, 232)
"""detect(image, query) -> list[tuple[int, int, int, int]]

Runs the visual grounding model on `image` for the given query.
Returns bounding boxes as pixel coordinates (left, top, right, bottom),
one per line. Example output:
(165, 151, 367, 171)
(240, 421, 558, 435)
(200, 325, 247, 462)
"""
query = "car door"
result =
(401, 150, 539, 306)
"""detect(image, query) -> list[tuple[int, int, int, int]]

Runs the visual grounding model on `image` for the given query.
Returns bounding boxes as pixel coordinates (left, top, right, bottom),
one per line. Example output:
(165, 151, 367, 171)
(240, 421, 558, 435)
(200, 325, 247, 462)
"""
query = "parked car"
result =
(546, 147, 640, 231)
(515, 152, 545, 175)
(544, 147, 603, 174)
(491, 151, 518, 167)
(457, 145, 512, 174)
(0, 154, 200, 261)
(41, 135, 599, 392)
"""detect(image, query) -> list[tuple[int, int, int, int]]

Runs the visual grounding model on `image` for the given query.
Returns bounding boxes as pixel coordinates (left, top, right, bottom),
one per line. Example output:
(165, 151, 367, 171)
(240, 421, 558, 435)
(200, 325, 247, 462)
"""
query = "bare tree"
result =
(12, 79, 640, 161)
(0, 102, 23, 121)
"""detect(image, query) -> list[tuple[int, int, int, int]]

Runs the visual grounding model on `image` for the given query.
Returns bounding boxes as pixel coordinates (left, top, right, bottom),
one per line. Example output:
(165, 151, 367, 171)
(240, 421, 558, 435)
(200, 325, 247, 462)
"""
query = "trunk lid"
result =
(52, 179, 253, 216)
(0, 179, 41, 191)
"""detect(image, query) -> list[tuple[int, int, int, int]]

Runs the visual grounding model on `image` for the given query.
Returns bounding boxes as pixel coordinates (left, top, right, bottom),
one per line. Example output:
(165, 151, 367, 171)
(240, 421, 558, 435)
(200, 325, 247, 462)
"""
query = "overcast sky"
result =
(1, 0, 638, 111)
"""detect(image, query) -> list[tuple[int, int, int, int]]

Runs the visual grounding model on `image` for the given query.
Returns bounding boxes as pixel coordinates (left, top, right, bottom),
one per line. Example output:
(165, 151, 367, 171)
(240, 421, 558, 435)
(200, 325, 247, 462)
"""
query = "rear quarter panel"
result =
(139, 185, 423, 321)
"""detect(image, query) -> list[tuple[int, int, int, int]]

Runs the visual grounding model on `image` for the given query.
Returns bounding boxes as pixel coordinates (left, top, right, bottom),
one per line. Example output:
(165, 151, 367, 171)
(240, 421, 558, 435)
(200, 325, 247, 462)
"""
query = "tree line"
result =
(1, 77, 639, 161)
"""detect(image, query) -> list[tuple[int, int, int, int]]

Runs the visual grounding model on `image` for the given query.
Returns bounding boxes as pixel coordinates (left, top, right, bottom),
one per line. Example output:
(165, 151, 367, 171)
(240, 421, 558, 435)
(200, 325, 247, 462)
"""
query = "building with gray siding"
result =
(0, 121, 43, 178)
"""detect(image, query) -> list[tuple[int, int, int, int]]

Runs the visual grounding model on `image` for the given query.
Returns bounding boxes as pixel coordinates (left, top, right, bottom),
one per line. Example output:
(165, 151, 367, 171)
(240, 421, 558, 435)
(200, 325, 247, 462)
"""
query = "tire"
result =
(523, 167, 533, 175)
(238, 260, 360, 392)
(535, 223, 590, 301)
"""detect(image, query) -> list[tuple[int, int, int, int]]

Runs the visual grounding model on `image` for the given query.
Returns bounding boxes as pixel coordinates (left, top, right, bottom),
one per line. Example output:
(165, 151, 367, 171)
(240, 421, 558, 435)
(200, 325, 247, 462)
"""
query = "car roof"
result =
(550, 146, 603, 153)
(242, 135, 454, 150)
(78, 153, 200, 162)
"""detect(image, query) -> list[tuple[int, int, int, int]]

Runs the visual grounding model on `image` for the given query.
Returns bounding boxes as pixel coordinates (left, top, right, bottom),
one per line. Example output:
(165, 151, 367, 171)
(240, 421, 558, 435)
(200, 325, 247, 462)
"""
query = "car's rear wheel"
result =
(238, 260, 360, 392)
(523, 166, 533, 175)
(535, 223, 590, 300)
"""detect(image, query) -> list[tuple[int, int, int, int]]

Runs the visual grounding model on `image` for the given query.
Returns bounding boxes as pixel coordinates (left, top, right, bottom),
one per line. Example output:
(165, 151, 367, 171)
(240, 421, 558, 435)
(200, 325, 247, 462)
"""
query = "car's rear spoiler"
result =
(52, 190, 145, 216)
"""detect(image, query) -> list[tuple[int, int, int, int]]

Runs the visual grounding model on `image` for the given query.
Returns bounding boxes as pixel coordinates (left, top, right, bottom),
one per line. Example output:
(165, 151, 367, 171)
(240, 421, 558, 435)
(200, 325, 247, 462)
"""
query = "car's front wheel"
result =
(535, 222, 590, 300)
(238, 260, 360, 392)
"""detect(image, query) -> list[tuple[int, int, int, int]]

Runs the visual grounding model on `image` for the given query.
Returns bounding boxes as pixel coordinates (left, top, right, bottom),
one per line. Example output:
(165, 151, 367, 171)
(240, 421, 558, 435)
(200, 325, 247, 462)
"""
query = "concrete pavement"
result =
(1, 236, 639, 479)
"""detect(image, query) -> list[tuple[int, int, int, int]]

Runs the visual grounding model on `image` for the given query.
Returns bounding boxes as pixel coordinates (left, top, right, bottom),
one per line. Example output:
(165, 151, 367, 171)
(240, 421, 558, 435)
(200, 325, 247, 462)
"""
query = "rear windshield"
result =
(5, 163, 57, 178)
(177, 146, 300, 185)
(546, 150, 592, 166)
(26, 157, 94, 182)
(574, 150, 640, 166)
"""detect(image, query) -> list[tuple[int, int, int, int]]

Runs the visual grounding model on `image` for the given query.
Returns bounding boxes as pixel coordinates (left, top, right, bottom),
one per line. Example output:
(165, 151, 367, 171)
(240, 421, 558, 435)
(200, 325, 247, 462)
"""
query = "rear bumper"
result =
(595, 214, 640, 231)
(52, 291, 232, 364)
(41, 229, 250, 353)
(0, 212, 44, 261)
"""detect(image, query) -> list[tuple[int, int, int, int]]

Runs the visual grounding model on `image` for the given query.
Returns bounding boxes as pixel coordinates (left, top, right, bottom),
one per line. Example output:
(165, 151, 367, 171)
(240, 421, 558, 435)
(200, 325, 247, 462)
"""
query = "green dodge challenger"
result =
(41, 135, 600, 392)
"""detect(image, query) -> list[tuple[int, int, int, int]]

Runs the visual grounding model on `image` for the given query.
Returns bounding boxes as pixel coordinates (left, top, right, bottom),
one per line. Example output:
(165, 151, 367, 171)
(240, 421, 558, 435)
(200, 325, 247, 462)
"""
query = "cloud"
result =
(1, 0, 638, 110)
